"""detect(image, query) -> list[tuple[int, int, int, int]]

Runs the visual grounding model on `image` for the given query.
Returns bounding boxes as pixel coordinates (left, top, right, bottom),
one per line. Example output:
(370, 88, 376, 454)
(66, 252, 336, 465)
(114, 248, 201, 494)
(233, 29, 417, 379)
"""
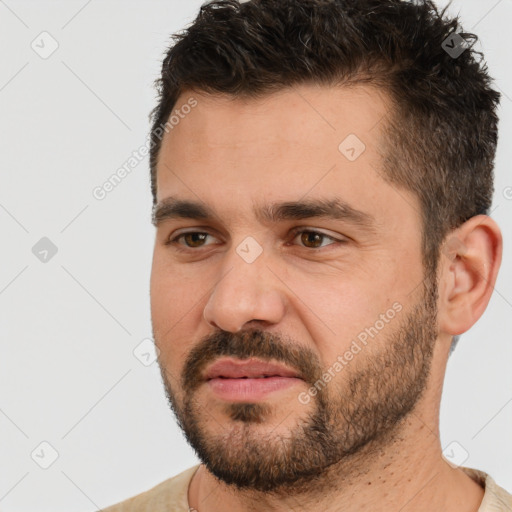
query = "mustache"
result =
(181, 329, 324, 393)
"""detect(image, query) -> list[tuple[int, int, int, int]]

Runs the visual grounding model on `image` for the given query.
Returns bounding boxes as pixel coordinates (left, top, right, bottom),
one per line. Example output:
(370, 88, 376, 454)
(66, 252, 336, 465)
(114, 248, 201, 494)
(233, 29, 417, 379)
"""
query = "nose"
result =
(203, 248, 287, 333)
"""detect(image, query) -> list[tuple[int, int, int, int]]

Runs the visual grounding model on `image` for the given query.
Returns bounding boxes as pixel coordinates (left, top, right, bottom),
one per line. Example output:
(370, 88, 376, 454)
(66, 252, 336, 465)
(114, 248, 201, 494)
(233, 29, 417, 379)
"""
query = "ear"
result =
(437, 215, 502, 336)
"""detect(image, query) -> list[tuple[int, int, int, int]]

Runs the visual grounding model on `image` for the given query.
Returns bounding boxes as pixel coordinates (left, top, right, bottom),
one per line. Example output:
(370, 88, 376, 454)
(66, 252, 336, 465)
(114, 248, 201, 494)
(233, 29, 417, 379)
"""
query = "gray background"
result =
(0, 1, 510, 510)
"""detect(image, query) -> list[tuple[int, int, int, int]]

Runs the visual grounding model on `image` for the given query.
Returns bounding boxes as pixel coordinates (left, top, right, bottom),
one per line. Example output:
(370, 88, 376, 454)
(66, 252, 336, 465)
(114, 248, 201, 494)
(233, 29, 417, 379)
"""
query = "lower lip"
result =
(206, 376, 302, 401)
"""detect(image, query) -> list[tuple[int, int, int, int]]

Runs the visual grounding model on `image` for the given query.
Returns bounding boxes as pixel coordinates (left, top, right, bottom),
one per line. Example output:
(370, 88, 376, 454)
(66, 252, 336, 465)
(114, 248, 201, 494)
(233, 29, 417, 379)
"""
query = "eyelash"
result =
(165, 228, 344, 251)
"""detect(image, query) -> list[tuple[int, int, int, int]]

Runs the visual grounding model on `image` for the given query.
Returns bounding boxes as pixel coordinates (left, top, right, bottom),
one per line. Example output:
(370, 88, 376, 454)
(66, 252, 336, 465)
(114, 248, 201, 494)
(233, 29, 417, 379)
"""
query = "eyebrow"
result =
(152, 196, 376, 230)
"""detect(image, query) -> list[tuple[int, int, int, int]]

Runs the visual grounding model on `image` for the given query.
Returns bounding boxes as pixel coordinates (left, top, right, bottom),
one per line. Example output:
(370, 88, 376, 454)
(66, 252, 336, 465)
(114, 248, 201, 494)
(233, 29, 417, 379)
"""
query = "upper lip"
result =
(204, 358, 301, 380)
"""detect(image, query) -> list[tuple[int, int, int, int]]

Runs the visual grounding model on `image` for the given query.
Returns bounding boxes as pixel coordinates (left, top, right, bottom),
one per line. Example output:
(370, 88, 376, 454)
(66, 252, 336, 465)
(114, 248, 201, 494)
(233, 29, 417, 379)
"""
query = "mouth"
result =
(203, 358, 303, 401)
(204, 358, 301, 380)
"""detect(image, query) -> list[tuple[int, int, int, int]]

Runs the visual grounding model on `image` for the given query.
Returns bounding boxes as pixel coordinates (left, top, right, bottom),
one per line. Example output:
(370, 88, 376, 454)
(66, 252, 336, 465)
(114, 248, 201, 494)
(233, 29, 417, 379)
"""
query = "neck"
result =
(187, 407, 484, 512)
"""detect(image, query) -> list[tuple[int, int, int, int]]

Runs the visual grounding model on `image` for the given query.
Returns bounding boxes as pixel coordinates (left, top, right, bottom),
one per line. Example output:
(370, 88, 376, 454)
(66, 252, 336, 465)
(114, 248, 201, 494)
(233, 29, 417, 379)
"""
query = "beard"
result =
(156, 272, 438, 495)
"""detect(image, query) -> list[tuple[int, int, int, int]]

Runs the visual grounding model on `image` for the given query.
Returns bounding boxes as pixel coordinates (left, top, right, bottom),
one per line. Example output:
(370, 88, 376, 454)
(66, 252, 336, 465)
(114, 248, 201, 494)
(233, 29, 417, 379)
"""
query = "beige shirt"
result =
(100, 465, 512, 511)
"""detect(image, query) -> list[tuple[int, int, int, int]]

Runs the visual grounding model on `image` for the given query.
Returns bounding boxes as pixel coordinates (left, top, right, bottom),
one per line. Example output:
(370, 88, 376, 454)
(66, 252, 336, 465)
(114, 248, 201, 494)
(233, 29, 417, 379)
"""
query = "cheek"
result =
(286, 265, 407, 363)
(150, 259, 207, 369)
(151, 253, 205, 321)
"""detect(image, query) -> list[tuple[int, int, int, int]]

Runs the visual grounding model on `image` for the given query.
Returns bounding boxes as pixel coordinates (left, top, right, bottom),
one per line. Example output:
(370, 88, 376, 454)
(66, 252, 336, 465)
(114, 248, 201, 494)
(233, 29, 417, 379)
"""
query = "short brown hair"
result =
(149, 0, 500, 276)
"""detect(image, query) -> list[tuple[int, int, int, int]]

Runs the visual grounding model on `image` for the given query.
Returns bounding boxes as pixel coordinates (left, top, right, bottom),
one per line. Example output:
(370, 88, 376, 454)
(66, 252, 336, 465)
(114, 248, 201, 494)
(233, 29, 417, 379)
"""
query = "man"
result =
(102, 0, 511, 510)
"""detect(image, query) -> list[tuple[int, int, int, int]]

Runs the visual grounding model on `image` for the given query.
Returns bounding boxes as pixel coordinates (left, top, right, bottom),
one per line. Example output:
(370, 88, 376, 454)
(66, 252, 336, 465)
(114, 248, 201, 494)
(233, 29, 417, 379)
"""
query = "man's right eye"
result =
(165, 231, 218, 249)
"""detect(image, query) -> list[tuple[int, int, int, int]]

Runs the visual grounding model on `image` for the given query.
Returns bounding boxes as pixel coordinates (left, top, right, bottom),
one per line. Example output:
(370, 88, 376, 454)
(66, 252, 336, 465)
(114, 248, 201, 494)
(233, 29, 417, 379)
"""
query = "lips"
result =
(204, 358, 301, 380)
(203, 358, 303, 401)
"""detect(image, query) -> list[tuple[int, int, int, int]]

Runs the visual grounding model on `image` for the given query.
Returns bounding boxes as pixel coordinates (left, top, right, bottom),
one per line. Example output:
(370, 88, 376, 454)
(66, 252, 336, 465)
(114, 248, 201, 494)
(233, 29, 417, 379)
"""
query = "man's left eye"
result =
(290, 229, 342, 249)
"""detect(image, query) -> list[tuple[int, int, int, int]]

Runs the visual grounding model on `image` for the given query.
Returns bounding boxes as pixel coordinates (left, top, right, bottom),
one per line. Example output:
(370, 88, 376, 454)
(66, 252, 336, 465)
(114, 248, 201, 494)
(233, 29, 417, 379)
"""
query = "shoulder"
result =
(100, 465, 200, 512)
(461, 467, 512, 511)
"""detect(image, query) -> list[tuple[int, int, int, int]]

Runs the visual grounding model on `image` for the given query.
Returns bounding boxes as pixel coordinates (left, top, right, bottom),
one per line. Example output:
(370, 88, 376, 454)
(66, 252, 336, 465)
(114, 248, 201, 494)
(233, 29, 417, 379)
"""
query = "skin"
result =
(149, 83, 502, 512)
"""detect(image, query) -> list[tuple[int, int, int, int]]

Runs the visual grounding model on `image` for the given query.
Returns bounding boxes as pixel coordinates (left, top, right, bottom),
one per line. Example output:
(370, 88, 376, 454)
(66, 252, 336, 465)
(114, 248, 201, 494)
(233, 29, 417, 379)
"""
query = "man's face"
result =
(150, 84, 439, 491)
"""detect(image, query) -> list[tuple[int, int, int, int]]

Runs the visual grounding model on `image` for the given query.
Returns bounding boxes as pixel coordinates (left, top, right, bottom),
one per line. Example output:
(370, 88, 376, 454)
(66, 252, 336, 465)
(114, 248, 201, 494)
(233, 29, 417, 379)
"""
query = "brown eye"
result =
(294, 230, 338, 249)
(167, 232, 214, 248)
(300, 231, 325, 248)
(182, 233, 208, 247)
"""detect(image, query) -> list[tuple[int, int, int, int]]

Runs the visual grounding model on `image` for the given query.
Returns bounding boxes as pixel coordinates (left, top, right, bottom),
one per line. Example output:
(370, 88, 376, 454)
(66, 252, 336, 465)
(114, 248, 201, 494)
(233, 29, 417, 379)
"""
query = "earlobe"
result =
(437, 215, 502, 337)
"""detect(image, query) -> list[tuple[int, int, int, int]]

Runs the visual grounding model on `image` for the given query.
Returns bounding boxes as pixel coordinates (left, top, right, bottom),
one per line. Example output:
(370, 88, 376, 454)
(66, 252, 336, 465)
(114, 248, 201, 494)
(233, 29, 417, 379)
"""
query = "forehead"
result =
(159, 83, 390, 160)
(155, 83, 418, 230)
